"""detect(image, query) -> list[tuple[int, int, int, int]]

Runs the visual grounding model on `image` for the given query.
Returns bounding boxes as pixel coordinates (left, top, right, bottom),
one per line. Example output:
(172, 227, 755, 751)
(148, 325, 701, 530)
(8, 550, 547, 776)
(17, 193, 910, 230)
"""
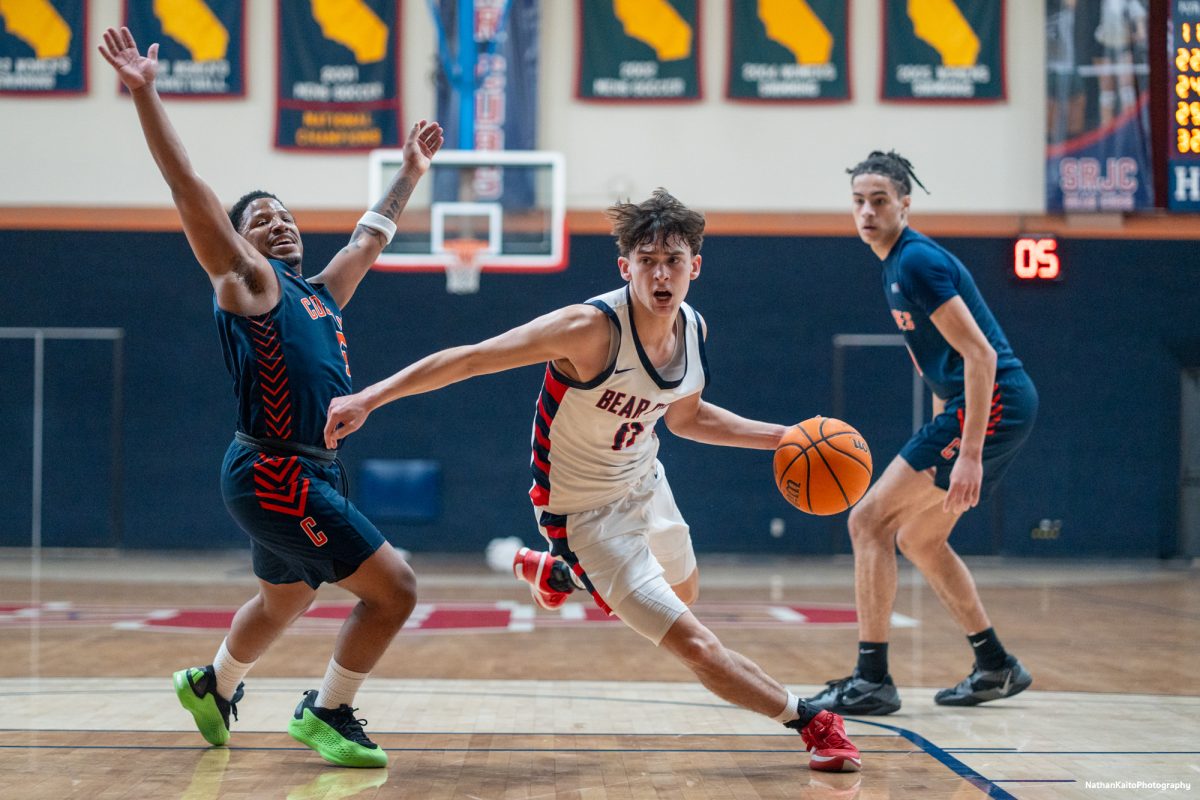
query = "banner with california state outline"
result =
(275, 0, 402, 151)
(123, 0, 244, 97)
(0, 0, 87, 95)
(727, 0, 849, 102)
(577, 0, 701, 101)
(881, 0, 1005, 102)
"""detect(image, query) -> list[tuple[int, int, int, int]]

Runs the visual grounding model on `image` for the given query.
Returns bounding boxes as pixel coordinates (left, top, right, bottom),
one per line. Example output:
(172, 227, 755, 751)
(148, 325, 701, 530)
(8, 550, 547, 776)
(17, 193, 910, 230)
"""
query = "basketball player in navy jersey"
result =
(323, 190, 862, 773)
(100, 27, 443, 766)
(806, 151, 1037, 716)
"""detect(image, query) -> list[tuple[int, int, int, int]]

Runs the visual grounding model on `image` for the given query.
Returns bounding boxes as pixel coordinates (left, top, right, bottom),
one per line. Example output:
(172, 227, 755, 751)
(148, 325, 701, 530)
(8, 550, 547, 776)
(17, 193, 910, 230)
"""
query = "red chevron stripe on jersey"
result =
(539, 513, 613, 615)
(529, 363, 569, 506)
(955, 383, 1004, 437)
(249, 316, 293, 439)
(252, 454, 309, 516)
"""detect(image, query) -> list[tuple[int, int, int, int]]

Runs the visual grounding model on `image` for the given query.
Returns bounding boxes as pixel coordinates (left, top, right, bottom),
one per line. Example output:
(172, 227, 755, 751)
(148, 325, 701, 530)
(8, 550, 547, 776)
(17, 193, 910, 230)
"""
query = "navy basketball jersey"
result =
(215, 260, 352, 446)
(882, 227, 1022, 400)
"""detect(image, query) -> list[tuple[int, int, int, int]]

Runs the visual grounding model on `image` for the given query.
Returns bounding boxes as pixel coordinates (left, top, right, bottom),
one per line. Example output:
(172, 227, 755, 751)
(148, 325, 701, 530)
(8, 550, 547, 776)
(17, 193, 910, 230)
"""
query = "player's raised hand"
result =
(943, 455, 982, 515)
(324, 392, 372, 448)
(99, 27, 158, 91)
(402, 120, 445, 176)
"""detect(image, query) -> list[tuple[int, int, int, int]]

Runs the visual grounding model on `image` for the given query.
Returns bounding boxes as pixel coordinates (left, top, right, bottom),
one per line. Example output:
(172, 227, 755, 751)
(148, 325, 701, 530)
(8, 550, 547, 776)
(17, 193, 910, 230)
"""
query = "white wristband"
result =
(358, 211, 396, 244)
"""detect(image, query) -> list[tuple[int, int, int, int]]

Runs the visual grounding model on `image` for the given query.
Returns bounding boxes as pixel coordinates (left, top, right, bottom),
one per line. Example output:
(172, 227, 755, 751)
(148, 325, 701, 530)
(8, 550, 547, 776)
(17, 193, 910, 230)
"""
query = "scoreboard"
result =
(1172, 0, 1200, 209)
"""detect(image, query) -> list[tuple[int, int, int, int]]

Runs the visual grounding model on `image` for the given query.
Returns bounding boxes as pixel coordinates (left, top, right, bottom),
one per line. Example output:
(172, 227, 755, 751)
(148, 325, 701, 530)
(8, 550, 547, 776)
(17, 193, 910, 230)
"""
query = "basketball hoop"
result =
(442, 239, 487, 295)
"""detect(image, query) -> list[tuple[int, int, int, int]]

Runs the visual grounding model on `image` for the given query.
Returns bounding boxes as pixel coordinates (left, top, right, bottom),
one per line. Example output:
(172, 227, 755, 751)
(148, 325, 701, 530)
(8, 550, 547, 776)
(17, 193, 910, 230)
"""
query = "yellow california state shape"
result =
(757, 0, 832, 65)
(154, 0, 229, 61)
(310, 0, 388, 64)
(613, 0, 692, 62)
(0, 0, 71, 58)
(907, 0, 979, 67)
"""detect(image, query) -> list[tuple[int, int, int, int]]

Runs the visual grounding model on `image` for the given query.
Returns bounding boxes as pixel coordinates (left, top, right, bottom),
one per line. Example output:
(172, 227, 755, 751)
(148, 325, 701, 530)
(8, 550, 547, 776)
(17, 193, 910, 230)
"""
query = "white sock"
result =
(772, 691, 801, 724)
(316, 660, 369, 709)
(213, 639, 255, 701)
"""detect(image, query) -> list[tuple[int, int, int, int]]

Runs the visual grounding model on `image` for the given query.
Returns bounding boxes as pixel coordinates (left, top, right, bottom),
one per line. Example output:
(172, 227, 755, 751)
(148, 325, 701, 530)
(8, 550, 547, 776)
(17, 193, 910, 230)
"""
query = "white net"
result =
(443, 240, 486, 295)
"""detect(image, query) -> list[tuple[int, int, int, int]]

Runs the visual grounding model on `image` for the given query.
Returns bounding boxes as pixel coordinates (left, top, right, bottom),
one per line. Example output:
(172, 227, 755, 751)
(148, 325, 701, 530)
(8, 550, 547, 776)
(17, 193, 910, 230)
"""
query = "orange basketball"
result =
(773, 416, 873, 515)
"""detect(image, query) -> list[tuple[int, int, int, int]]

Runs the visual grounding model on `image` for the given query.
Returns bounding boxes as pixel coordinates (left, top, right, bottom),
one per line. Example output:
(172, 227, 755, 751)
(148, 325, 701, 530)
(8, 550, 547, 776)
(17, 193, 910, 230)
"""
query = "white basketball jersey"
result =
(529, 286, 709, 514)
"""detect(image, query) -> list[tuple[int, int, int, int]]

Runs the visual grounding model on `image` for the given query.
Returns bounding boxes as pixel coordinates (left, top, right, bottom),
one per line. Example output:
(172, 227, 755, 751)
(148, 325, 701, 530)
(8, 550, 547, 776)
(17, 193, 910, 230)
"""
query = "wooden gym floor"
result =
(0, 551, 1196, 799)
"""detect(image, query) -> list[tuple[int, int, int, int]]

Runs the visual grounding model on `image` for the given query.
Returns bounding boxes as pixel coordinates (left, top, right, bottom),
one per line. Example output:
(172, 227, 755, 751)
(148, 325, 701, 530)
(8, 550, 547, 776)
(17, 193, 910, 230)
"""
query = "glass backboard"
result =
(367, 149, 567, 273)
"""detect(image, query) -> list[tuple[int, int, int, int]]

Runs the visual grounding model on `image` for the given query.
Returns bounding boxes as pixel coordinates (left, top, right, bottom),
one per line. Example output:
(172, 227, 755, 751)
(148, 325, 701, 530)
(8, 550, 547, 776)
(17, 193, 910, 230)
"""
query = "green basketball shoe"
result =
(173, 665, 244, 746)
(288, 690, 388, 768)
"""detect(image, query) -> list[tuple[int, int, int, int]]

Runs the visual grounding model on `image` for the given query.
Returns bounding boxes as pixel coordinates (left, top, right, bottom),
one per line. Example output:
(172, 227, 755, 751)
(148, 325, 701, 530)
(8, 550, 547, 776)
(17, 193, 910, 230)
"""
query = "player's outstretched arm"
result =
(929, 295, 997, 514)
(323, 304, 612, 447)
(663, 393, 787, 449)
(99, 27, 269, 309)
(311, 120, 445, 308)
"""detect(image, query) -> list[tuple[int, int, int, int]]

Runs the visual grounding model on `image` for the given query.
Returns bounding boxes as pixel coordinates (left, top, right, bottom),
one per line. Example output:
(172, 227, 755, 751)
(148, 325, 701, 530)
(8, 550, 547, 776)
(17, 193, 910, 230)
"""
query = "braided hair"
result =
(846, 151, 929, 197)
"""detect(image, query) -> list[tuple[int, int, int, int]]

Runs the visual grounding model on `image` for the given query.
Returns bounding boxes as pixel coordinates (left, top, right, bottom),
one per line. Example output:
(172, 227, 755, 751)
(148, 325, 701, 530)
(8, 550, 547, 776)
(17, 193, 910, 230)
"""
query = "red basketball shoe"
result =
(512, 547, 576, 610)
(791, 709, 862, 772)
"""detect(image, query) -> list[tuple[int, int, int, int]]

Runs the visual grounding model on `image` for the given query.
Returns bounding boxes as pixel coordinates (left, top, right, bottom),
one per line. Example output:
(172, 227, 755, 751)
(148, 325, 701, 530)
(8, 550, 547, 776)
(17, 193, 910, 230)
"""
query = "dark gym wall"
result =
(4, 229, 1197, 557)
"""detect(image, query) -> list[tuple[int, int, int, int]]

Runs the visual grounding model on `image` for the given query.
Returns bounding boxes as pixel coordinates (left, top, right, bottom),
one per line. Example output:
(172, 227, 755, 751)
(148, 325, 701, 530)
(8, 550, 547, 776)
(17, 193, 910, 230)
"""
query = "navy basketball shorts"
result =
(899, 369, 1038, 497)
(220, 440, 385, 589)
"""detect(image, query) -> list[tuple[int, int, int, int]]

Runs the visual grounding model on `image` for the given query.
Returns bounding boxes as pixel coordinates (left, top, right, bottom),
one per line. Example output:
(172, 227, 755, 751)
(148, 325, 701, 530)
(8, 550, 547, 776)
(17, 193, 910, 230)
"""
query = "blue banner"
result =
(0, 0, 87, 95)
(123, 0, 244, 97)
(276, 0, 402, 152)
(1045, 0, 1154, 211)
(434, 0, 538, 152)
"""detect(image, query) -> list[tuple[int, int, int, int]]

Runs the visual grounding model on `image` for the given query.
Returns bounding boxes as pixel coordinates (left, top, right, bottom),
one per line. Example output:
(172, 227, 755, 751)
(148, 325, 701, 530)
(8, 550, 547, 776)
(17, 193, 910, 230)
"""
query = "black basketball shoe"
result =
(806, 671, 901, 716)
(934, 655, 1032, 706)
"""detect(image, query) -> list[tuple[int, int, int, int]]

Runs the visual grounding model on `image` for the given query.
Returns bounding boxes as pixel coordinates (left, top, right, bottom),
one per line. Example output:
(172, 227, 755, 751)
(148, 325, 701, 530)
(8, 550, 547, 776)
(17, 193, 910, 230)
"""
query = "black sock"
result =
(792, 699, 819, 728)
(968, 627, 1008, 671)
(855, 641, 889, 682)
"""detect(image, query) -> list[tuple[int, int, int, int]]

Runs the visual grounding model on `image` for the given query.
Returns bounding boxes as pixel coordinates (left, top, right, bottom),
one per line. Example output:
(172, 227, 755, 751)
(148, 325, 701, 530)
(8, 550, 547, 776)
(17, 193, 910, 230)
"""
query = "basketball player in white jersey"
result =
(323, 190, 862, 773)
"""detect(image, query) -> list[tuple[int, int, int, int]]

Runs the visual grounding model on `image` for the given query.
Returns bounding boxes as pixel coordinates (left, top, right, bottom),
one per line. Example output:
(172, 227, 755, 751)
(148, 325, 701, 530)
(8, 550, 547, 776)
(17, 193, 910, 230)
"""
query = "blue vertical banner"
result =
(275, 0, 402, 152)
(726, 0, 850, 102)
(434, 0, 539, 152)
(0, 0, 87, 95)
(880, 0, 1004, 102)
(123, 0, 245, 97)
(576, 0, 702, 101)
(1045, 0, 1154, 211)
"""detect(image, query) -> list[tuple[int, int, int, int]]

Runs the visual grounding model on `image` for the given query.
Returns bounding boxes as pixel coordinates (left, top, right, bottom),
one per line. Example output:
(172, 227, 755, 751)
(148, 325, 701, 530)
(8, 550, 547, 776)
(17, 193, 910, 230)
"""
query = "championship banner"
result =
(123, 0, 244, 97)
(275, 0, 402, 152)
(1045, 0, 1153, 211)
(0, 0, 86, 95)
(727, 0, 849, 102)
(880, 0, 1004, 102)
(577, 0, 702, 101)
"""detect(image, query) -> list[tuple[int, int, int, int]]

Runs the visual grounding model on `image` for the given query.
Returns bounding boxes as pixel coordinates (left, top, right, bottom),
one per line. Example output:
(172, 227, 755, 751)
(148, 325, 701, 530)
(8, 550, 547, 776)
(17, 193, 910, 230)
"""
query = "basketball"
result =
(773, 416, 873, 515)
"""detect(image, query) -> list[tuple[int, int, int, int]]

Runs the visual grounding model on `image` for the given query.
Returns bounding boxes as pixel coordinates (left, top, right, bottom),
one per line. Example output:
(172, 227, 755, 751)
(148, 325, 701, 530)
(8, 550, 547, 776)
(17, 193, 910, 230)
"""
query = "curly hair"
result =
(228, 190, 285, 232)
(606, 188, 705, 256)
(846, 151, 929, 197)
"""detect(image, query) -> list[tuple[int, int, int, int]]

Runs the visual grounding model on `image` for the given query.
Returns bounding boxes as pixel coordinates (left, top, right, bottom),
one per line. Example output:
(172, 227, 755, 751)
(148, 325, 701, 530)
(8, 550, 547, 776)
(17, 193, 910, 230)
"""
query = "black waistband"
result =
(234, 431, 337, 464)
